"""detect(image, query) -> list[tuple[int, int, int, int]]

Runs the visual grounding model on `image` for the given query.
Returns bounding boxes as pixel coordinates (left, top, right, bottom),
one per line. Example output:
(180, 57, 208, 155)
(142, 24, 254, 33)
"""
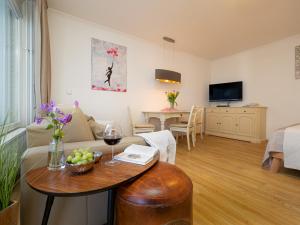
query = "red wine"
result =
(104, 136, 122, 145)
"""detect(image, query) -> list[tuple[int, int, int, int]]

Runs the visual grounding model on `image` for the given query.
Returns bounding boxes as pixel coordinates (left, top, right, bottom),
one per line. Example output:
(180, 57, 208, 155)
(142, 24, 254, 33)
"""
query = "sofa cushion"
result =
(134, 123, 155, 128)
(26, 107, 95, 148)
(85, 115, 105, 140)
(63, 107, 95, 143)
(26, 120, 53, 148)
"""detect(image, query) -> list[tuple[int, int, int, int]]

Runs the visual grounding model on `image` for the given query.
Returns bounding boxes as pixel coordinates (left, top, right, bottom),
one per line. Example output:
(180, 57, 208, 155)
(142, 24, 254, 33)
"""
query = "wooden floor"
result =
(175, 135, 300, 225)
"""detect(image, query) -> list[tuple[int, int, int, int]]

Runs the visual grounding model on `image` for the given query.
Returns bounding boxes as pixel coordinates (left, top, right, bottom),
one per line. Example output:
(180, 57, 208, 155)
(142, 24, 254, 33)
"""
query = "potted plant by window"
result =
(0, 119, 20, 225)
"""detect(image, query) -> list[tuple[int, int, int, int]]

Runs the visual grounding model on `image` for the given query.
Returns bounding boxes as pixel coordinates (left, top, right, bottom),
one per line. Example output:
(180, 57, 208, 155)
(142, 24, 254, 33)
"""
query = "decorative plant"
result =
(165, 90, 180, 108)
(35, 100, 73, 142)
(0, 117, 20, 211)
(35, 101, 75, 170)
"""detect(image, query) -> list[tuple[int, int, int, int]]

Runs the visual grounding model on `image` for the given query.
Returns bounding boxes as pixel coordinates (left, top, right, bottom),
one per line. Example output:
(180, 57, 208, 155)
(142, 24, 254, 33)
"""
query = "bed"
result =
(262, 124, 300, 173)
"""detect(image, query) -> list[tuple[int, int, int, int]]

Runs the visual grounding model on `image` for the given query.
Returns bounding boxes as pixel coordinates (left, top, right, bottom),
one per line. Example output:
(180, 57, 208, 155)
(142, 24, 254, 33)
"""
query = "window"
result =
(0, 0, 22, 129)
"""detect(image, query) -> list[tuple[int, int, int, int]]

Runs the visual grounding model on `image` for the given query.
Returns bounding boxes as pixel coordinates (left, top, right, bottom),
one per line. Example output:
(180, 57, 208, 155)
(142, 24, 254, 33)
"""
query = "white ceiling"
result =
(48, 0, 300, 59)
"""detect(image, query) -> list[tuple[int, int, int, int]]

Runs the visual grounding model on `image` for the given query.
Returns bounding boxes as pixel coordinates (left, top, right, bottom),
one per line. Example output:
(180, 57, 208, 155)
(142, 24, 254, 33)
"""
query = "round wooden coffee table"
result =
(26, 153, 159, 225)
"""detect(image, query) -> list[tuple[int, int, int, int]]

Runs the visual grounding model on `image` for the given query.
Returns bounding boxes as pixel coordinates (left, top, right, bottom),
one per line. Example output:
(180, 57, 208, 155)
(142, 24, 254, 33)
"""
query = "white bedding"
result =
(262, 123, 300, 169)
(283, 124, 300, 170)
(262, 128, 284, 168)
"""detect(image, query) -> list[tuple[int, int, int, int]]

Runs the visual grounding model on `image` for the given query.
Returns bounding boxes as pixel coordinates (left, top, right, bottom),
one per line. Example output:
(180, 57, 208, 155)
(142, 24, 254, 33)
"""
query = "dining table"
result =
(142, 110, 190, 130)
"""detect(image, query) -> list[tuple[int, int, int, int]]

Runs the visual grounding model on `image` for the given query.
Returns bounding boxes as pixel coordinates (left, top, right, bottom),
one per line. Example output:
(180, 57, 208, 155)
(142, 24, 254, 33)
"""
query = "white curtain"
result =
(28, 0, 51, 119)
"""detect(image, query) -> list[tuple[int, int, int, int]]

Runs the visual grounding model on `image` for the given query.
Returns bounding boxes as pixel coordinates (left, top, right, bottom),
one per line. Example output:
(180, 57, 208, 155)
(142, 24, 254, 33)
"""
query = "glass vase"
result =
(48, 139, 65, 171)
(170, 102, 175, 109)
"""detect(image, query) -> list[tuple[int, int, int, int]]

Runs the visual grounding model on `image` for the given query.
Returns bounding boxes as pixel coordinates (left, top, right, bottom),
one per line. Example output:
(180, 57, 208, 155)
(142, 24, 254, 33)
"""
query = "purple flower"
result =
(40, 100, 57, 113)
(74, 100, 79, 108)
(55, 108, 64, 115)
(48, 100, 56, 112)
(57, 114, 72, 125)
(49, 100, 56, 107)
(35, 117, 43, 125)
(40, 103, 49, 112)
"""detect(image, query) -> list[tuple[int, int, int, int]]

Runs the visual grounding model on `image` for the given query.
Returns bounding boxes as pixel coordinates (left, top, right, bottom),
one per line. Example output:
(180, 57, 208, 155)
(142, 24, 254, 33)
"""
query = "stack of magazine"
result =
(114, 144, 158, 165)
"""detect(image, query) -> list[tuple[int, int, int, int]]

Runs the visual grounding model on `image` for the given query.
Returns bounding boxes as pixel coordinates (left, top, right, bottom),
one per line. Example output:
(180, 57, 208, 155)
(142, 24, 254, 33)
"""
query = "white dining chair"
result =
(170, 105, 203, 150)
(195, 107, 205, 140)
(128, 107, 155, 135)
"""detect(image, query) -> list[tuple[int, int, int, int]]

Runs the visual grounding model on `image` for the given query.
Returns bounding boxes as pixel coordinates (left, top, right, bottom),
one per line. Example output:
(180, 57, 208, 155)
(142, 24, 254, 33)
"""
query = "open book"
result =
(114, 144, 158, 165)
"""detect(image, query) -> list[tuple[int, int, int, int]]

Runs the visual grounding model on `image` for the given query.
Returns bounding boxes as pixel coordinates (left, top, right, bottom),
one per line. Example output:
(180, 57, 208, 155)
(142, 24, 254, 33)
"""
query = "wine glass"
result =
(103, 123, 123, 166)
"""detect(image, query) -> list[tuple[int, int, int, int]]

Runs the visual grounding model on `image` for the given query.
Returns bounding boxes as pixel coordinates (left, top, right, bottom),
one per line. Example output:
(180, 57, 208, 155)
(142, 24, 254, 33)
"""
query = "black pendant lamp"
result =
(155, 37, 181, 84)
(155, 69, 181, 84)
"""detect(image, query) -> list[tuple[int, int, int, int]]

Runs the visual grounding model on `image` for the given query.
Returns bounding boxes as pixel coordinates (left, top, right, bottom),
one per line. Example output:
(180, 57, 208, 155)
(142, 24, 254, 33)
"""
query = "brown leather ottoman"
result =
(116, 162, 193, 225)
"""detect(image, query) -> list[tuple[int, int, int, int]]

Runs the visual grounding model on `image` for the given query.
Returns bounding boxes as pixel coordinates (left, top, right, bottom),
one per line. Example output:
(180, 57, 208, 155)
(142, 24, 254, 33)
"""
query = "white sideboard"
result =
(205, 107, 267, 143)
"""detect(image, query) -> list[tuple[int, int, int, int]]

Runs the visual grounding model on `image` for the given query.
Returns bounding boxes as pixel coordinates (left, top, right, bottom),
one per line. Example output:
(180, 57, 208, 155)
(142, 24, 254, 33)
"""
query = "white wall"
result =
(48, 9, 211, 135)
(211, 34, 300, 137)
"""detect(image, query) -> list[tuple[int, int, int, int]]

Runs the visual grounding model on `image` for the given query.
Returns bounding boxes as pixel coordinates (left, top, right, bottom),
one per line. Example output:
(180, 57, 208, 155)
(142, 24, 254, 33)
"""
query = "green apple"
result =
(77, 159, 87, 165)
(74, 155, 81, 162)
(82, 150, 88, 155)
(86, 152, 93, 159)
(71, 158, 77, 164)
(81, 159, 88, 165)
(75, 152, 81, 158)
(67, 147, 95, 164)
(67, 155, 72, 162)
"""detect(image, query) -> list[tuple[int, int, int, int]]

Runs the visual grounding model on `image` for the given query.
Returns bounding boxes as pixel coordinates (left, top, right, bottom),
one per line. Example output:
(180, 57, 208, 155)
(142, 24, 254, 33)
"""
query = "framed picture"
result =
(91, 38, 127, 92)
(296, 45, 300, 79)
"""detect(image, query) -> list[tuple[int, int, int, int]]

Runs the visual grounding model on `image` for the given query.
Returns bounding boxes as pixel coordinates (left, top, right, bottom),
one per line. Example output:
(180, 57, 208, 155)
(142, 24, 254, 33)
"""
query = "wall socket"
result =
(66, 89, 73, 95)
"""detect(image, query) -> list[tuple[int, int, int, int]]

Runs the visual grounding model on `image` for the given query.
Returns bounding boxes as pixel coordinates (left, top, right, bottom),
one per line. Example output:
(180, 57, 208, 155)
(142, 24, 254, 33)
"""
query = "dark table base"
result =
(41, 190, 116, 225)
(41, 196, 54, 225)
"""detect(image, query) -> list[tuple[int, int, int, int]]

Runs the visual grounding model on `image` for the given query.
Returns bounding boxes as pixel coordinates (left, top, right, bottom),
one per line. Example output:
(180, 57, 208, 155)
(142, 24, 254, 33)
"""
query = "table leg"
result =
(144, 113, 149, 123)
(160, 118, 165, 130)
(107, 189, 116, 225)
(41, 195, 55, 225)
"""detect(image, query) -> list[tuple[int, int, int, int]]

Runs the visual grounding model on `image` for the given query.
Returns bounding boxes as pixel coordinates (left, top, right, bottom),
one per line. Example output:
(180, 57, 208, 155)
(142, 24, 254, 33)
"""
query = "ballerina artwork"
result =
(104, 48, 118, 86)
(91, 38, 127, 92)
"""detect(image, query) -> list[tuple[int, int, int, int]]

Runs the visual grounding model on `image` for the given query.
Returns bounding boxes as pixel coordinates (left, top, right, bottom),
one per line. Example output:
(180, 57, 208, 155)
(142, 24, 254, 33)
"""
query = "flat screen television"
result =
(209, 81, 243, 102)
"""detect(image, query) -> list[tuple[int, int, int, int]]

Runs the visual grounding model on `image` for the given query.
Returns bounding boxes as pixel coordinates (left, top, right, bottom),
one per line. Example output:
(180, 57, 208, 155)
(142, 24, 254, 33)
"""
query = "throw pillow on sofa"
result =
(85, 115, 105, 140)
(62, 107, 95, 143)
(27, 107, 95, 148)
